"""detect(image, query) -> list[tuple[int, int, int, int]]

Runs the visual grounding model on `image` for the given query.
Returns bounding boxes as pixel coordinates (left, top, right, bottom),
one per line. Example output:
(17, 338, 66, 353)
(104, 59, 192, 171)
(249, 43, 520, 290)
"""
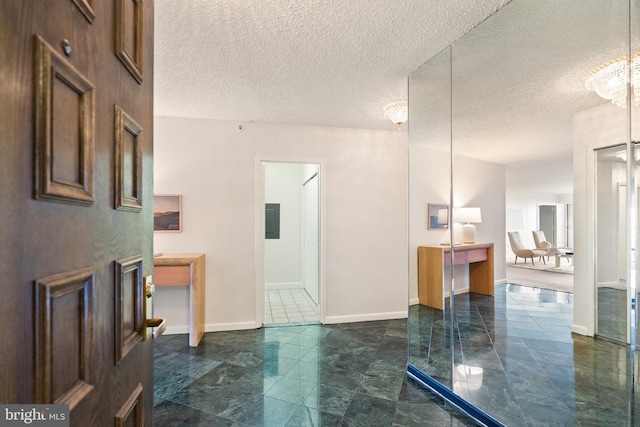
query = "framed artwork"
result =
(154, 195, 182, 232)
(428, 204, 448, 230)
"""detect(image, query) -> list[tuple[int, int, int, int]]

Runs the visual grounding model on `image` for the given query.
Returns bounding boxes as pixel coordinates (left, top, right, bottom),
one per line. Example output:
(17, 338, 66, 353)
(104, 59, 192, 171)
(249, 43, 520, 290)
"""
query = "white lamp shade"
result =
(454, 207, 482, 224)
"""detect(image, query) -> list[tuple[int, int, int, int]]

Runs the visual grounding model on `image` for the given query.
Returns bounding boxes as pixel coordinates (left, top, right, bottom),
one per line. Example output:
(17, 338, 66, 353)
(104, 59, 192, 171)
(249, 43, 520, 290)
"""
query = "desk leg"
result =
(189, 260, 205, 347)
(468, 246, 494, 296)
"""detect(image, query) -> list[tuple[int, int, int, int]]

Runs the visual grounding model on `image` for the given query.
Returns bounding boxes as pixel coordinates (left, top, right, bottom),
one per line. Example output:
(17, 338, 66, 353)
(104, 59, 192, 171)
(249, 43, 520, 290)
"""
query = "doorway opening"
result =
(263, 162, 320, 326)
(538, 204, 557, 246)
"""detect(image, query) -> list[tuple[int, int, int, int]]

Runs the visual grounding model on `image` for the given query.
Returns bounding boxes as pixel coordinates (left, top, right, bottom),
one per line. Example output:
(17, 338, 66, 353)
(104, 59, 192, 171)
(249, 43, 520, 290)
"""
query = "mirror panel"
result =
(596, 144, 628, 343)
(633, 0, 640, 352)
(450, 1, 629, 422)
(409, 1, 636, 425)
(408, 46, 453, 388)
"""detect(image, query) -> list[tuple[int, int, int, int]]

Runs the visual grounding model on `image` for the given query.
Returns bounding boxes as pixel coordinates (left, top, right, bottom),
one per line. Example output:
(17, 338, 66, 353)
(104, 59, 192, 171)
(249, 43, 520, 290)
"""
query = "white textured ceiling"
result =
(154, 0, 630, 195)
(406, 0, 631, 194)
(154, 0, 509, 130)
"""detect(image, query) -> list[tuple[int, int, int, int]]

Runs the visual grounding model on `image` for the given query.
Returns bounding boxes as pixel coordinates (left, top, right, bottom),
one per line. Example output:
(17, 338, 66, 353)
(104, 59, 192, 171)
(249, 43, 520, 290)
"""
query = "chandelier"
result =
(383, 101, 408, 129)
(585, 53, 640, 107)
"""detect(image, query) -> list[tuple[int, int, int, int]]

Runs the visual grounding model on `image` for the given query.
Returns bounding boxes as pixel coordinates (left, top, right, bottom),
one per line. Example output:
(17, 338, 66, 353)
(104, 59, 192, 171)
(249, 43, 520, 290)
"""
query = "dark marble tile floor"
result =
(597, 286, 627, 343)
(154, 320, 478, 426)
(410, 283, 640, 426)
(155, 283, 640, 426)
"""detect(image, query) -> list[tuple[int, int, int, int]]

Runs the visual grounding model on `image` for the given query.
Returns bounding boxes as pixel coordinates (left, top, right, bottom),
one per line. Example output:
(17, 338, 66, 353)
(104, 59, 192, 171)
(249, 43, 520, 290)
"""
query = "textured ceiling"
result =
(407, 0, 631, 194)
(154, 0, 509, 131)
(154, 0, 630, 195)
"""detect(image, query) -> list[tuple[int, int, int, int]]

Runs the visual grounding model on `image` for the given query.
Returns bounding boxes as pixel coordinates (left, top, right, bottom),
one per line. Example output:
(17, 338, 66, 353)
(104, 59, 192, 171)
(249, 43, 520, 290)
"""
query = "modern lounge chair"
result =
(532, 230, 558, 260)
(508, 231, 548, 265)
(532, 230, 572, 264)
(532, 230, 552, 251)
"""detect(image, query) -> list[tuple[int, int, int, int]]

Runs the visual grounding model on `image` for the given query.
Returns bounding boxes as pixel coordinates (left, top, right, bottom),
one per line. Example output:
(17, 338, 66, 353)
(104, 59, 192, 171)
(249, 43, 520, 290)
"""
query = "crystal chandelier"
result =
(585, 53, 640, 107)
(383, 101, 408, 129)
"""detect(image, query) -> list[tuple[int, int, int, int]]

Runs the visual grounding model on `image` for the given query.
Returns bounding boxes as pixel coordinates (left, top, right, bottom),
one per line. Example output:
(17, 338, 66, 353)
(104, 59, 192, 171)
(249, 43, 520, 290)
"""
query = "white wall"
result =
(264, 162, 306, 288)
(153, 116, 408, 333)
(409, 144, 506, 303)
(454, 154, 507, 283)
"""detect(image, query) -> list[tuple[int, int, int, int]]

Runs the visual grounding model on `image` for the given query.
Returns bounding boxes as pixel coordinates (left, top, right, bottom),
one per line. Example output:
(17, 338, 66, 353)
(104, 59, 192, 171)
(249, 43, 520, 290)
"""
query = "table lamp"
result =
(455, 207, 482, 243)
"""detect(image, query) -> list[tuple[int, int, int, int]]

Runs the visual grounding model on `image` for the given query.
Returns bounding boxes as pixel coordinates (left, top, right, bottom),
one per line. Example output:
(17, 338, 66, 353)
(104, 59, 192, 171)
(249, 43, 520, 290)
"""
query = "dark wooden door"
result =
(1, 0, 155, 425)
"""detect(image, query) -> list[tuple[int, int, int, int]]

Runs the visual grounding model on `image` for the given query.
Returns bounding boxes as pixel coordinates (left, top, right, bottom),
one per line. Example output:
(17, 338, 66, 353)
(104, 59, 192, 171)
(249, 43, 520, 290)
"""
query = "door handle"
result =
(144, 275, 166, 340)
(147, 317, 167, 339)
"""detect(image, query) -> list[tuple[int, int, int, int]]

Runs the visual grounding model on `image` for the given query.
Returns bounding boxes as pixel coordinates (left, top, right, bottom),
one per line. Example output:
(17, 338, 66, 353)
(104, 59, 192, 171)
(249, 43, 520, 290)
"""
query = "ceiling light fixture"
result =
(383, 101, 408, 129)
(585, 53, 640, 108)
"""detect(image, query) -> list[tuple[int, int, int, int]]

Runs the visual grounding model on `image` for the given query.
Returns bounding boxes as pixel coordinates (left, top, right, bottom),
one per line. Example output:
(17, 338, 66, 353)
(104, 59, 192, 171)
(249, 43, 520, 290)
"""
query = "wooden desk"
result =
(418, 243, 494, 310)
(154, 254, 205, 346)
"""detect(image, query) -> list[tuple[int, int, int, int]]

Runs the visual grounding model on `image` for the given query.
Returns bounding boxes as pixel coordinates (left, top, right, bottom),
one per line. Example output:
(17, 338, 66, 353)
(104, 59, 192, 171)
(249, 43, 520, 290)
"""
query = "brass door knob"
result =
(145, 282, 155, 298)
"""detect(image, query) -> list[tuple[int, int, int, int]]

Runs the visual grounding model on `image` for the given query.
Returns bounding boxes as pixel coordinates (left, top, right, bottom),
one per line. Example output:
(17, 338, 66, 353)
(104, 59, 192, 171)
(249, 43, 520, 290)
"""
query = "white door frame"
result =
(302, 172, 320, 304)
(255, 156, 326, 326)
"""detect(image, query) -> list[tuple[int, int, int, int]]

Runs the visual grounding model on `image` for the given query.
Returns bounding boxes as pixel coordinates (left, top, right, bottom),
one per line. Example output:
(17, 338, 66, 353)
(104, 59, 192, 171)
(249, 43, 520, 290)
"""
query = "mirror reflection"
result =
(408, 0, 638, 425)
(596, 144, 633, 343)
(408, 46, 453, 388)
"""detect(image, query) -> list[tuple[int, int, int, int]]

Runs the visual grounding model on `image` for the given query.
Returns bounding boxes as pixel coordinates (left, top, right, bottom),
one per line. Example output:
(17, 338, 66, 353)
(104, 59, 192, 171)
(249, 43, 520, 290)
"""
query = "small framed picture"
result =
(428, 204, 448, 230)
(154, 195, 182, 232)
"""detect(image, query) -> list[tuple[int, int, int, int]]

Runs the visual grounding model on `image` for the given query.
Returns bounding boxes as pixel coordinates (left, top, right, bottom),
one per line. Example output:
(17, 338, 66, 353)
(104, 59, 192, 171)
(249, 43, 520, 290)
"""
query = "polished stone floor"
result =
(410, 283, 640, 426)
(154, 320, 477, 426)
(597, 286, 627, 343)
(155, 283, 640, 426)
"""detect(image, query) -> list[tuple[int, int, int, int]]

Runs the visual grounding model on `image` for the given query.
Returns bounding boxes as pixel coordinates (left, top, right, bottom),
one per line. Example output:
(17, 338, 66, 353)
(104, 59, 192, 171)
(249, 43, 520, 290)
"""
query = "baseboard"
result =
(162, 321, 260, 335)
(324, 310, 407, 324)
(163, 325, 189, 335)
(411, 283, 502, 306)
(443, 288, 469, 299)
(596, 281, 621, 288)
(495, 278, 507, 285)
(206, 321, 260, 332)
(265, 282, 303, 290)
(571, 324, 590, 336)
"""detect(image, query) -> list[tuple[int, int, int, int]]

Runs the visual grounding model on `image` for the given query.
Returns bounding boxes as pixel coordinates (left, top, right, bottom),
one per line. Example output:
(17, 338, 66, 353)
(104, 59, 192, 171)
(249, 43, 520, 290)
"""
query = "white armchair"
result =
(508, 231, 548, 265)
(532, 230, 567, 259)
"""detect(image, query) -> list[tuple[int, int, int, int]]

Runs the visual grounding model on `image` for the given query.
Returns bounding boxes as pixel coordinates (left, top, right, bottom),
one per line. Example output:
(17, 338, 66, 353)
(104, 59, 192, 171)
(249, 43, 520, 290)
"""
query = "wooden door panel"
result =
(71, 0, 96, 23)
(34, 268, 95, 409)
(114, 383, 144, 427)
(1, 1, 155, 425)
(33, 34, 95, 205)
(116, 0, 145, 83)
(115, 255, 145, 364)
(115, 105, 144, 212)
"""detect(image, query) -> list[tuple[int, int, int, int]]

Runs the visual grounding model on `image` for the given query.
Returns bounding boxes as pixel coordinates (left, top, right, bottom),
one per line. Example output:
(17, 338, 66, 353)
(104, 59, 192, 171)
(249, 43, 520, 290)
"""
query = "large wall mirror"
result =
(408, 1, 639, 425)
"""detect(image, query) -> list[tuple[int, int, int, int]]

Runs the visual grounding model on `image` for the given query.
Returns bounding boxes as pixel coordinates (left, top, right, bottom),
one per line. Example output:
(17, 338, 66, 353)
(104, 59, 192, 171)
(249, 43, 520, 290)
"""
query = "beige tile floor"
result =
(265, 288, 320, 325)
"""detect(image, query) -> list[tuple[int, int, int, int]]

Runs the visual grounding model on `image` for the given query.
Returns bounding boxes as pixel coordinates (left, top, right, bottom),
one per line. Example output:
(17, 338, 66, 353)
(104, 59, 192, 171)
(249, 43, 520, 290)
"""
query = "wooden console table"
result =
(154, 254, 205, 346)
(418, 243, 494, 310)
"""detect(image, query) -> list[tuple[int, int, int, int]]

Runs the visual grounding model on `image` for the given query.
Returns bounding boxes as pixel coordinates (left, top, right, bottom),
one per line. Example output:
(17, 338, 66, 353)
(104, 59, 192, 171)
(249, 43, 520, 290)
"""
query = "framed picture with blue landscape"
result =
(154, 194, 182, 232)
(428, 203, 448, 230)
